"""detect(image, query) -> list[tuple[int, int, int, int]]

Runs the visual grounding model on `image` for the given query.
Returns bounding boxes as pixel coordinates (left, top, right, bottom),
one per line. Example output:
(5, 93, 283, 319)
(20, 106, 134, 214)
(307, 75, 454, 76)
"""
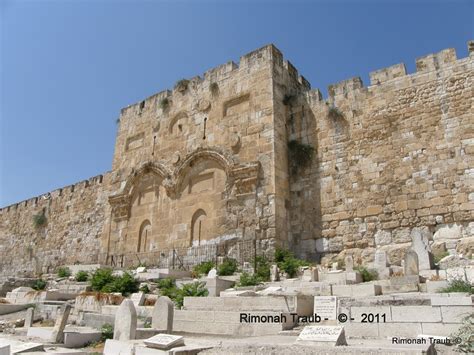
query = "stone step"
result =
(183, 296, 296, 312)
(174, 309, 296, 336)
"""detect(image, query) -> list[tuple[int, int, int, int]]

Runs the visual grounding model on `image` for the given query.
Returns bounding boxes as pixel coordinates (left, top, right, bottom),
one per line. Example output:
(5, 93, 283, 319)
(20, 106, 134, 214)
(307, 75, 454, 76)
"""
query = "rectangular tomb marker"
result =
(314, 296, 337, 320)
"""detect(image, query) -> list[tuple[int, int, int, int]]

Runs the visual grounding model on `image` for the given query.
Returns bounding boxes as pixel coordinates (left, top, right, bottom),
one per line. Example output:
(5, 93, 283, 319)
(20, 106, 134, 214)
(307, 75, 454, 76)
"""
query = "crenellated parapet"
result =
(0, 173, 109, 216)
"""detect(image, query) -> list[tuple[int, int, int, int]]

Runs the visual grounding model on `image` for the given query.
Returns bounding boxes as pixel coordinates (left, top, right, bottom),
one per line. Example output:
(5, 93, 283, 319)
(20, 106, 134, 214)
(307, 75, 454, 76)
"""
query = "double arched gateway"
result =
(106, 148, 259, 256)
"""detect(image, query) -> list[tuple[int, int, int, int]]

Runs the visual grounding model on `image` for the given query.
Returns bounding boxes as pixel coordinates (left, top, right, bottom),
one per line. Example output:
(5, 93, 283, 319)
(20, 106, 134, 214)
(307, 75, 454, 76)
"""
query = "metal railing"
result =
(100, 238, 272, 270)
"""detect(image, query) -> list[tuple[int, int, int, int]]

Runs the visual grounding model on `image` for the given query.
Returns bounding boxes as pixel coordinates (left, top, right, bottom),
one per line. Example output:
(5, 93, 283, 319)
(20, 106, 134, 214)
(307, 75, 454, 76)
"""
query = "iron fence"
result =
(100, 238, 273, 271)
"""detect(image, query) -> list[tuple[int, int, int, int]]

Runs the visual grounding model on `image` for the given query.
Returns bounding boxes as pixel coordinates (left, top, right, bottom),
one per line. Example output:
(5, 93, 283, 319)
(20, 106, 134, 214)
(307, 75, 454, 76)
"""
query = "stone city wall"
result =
(289, 44, 473, 265)
(0, 174, 110, 277)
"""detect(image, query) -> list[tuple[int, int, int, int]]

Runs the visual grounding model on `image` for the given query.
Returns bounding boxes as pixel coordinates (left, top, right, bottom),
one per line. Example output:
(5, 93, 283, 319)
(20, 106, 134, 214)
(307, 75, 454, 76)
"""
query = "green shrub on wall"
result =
(33, 212, 47, 228)
(288, 140, 314, 175)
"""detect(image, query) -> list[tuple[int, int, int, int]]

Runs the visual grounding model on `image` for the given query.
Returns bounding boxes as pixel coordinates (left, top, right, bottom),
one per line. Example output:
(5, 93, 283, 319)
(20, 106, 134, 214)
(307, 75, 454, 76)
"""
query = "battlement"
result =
(0, 173, 109, 214)
(118, 44, 311, 119)
(320, 41, 473, 102)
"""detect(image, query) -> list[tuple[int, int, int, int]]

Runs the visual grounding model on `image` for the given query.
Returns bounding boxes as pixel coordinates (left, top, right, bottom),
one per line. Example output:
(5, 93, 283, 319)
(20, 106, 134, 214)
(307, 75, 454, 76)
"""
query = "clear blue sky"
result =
(1, 0, 472, 207)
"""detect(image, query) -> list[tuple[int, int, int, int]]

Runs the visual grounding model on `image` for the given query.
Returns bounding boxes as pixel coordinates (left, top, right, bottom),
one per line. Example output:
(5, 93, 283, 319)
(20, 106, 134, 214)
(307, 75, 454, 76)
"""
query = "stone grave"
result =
(113, 299, 137, 341)
(411, 229, 434, 270)
(296, 325, 347, 346)
(374, 250, 390, 279)
(130, 292, 145, 307)
(404, 250, 419, 276)
(144, 334, 185, 350)
(24, 307, 34, 328)
(50, 304, 71, 343)
(314, 296, 337, 321)
(270, 264, 280, 282)
(345, 255, 354, 271)
(152, 296, 174, 333)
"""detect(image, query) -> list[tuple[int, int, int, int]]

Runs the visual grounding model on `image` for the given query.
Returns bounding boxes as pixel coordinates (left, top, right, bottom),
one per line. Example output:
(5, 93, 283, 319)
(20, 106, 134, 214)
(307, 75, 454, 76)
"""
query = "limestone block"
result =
(430, 295, 472, 306)
(425, 280, 448, 293)
(391, 306, 441, 323)
(440, 306, 473, 323)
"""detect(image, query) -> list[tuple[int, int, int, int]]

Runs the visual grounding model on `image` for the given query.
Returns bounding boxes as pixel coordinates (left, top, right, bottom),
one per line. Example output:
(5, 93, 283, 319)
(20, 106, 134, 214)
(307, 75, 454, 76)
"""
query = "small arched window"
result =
(190, 209, 207, 246)
(138, 220, 151, 252)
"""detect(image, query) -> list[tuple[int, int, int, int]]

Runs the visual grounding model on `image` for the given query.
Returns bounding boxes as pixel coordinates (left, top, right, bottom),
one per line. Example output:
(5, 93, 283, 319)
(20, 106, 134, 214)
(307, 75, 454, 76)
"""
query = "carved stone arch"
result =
(123, 161, 173, 197)
(173, 148, 236, 193)
(169, 111, 188, 135)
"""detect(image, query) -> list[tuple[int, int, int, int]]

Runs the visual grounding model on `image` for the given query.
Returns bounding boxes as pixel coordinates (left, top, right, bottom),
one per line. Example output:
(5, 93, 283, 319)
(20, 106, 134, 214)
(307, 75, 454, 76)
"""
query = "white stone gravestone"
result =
(24, 307, 34, 328)
(207, 268, 217, 278)
(344, 256, 354, 271)
(374, 250, 390, 279)
(113, 299, 137, 341)
(404, 250, 419, 276)
(144, 334, 184, 350)
(152, 296, 174, 333)
(314, 296, 337, 321)
(50, 304, 71, 343)
(411, 229, 434, 270)
(130, 292, 145, 307)
(297, 325, 347, 346)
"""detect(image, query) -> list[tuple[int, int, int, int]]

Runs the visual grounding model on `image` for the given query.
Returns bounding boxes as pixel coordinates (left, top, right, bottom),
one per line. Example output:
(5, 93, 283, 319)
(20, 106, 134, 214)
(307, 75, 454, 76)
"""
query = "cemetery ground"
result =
(0, 245, 473, 354)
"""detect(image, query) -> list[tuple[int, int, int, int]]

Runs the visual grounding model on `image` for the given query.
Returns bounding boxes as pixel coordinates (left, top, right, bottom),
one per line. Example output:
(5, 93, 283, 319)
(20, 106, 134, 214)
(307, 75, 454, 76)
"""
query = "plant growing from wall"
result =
(288, 140, 315, 175)
(210, 82, 219, 96)
(159, 98, 170, 111)
(283, 94, 296, 106)
(33, 211, 47, 229)
(328, 105, 345, 120)
(175, 79, 189, 92)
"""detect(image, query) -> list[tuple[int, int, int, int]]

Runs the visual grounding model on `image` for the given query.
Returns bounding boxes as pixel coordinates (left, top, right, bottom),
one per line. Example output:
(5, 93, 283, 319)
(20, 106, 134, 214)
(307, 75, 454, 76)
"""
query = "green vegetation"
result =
(175, 79, 190, 91)
(354, 266, 378, 282)
(283, 94, 296, 106)
(440, 278, 473, 294)
(100, 323, 114, 341)
(450, 313, 473, 353)
(274, 248, 310, 278)
(33, 211, 47, 228)
(75, 270, 89, 282)
(57, 267, 71, 278)
(139, 284, 150, 294)
(217, 258, 238, 276)
(254, 256, 271, 282)
(328, 106, 345, 120)
(288, 140, 315, 175)
(210, 82, 219, 95)
(238, 272, 260, 287)
(159, 98, 170, 111)
(32, 279, 47, 291)
(90, 268, 138, 296)
(192, 260, 215, 277)
(156, 277, 208, 308)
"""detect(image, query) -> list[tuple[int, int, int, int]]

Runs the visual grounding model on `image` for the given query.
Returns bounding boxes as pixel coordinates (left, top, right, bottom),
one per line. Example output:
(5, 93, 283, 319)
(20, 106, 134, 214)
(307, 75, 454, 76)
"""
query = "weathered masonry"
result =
(1, 41, 473, 276)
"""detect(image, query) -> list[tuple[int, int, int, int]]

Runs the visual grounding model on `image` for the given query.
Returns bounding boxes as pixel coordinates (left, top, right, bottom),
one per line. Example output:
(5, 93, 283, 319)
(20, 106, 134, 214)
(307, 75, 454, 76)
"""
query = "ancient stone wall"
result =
(291, 44, 474, 265)
(0, 174, 109, 277)
(0, 42, 472, 276)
